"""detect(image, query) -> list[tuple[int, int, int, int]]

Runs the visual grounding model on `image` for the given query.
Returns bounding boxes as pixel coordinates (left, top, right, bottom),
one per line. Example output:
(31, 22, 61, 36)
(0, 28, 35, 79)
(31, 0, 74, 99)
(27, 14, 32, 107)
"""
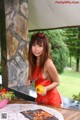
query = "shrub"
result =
(72, 93, 80, 102)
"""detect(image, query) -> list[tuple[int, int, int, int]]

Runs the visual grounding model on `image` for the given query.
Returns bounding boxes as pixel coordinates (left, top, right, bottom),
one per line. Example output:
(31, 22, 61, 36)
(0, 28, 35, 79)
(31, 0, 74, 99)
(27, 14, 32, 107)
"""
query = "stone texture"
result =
(5, 0, 29, 93)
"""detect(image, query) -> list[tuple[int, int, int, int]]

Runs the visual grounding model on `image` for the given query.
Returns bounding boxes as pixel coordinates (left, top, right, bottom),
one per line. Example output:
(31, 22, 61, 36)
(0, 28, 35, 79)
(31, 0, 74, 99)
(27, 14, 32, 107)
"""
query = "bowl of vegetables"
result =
(0, 87, 15, 109)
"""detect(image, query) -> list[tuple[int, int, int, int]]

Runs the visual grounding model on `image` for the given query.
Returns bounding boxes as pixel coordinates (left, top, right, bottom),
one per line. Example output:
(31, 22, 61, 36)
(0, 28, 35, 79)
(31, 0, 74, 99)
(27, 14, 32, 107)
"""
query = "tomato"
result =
(0, 88, 7, 93)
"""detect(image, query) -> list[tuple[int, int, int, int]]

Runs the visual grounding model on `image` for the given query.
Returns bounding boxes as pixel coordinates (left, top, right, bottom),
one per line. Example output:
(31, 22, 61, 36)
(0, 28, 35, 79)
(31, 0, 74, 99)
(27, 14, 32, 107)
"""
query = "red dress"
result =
(32, 66, 62, 107)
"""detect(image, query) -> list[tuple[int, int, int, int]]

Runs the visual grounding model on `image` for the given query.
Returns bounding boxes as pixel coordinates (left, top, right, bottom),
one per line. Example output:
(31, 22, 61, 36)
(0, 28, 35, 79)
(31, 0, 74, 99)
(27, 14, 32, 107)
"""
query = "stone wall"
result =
(5, 0, 29, 94)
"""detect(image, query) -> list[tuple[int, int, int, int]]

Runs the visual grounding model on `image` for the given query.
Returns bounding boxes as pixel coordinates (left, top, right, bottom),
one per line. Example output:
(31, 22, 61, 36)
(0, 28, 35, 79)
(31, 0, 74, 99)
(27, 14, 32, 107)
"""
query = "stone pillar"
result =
(0, 0, 8, 88)
(4, 0, 30, 96)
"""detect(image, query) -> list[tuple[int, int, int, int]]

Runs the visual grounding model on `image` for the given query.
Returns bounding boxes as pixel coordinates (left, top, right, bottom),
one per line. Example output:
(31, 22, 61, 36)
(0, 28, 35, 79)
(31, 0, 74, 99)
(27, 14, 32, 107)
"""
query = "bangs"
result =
(31, 33, 45, 46)
(33, 39, 43, 46)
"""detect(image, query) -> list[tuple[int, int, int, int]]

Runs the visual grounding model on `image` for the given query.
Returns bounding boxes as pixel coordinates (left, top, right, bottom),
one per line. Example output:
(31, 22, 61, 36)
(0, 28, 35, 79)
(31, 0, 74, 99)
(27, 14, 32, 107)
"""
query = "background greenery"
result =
(58, 69, 80, 99)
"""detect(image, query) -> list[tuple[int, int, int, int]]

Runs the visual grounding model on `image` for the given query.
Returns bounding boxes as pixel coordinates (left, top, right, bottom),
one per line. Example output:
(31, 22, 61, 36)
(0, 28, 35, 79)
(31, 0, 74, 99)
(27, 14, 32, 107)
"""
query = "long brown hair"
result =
(28, 33, 50, 76)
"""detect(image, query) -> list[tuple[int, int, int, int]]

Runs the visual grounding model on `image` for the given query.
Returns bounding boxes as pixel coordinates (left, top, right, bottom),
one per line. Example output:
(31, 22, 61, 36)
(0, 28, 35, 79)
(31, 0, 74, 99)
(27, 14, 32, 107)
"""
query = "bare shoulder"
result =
(45, 58, 59, 79)
(45, 58, 58, 73)
(44, 58, 59, 83)
(45, 58, 55, 68)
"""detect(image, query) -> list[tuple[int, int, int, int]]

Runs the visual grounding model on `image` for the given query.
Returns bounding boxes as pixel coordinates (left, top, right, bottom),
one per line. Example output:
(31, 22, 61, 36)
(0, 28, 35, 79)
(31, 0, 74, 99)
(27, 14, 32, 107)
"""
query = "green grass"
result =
(58, 69, 80, 99)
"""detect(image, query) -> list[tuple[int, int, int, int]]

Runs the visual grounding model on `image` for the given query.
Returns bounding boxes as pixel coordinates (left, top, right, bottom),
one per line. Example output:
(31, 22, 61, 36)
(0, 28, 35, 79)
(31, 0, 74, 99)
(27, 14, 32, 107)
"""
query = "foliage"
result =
(72, 93, 80, 102)
(44, 30, 69, 74)
(0, 87, 15, 101)
(63, 27, 80, 71)
(63, 27, 79, 56)
(1, 92, 15, 101)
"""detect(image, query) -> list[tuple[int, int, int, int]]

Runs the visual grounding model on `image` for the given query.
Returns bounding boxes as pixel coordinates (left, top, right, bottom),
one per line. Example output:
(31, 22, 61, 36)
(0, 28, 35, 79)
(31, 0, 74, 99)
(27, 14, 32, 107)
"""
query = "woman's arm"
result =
(45, 58, 60, 91)
(40, 58, 60, 96)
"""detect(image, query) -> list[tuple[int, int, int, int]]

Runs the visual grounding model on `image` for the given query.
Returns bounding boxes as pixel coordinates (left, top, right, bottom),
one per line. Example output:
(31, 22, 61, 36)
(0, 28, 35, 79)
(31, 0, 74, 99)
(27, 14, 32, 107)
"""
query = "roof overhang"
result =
(29, 0, 80, 31)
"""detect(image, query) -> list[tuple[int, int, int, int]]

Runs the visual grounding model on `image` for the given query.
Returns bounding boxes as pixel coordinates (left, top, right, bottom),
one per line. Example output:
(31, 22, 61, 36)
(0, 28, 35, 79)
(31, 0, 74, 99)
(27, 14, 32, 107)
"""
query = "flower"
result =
(0, 87, 15, 101)
(33, 33, 45, 39)
(36, 33, 44, 38)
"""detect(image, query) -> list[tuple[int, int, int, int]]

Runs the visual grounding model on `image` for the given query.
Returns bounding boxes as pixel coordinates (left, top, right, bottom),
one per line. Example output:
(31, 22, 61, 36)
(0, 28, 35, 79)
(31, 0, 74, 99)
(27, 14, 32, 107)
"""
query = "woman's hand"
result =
(25, 79, 31, 86)
(39, 87, 47, 96)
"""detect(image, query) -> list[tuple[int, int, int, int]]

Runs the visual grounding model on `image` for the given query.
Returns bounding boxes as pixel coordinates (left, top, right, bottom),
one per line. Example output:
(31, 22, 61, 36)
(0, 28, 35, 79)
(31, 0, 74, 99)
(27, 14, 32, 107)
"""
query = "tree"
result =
(44, 30, 69, 74)
(63, 27, 80, 72)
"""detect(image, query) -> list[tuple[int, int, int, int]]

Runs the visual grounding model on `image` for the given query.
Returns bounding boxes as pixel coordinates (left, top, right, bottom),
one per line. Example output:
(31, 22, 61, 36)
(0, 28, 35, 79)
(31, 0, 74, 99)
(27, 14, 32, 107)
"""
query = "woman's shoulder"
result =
(45, 58, 54, 68)
(45, 58, 58, 74)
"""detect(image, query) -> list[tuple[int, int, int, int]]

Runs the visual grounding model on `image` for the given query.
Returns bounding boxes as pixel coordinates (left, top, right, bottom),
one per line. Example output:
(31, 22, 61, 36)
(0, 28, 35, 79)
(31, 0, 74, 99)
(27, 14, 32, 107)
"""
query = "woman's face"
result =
(32, 42, 43, 57)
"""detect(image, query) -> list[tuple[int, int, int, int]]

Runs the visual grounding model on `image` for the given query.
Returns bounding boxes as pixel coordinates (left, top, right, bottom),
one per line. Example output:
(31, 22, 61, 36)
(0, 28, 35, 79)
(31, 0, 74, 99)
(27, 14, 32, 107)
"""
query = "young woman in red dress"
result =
(26, 32, 62, 107)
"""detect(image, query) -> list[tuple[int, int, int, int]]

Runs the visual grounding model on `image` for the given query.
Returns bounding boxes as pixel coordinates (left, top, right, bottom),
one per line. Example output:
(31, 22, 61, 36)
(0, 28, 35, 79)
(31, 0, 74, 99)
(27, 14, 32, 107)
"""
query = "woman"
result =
(26, 32, 62, 107)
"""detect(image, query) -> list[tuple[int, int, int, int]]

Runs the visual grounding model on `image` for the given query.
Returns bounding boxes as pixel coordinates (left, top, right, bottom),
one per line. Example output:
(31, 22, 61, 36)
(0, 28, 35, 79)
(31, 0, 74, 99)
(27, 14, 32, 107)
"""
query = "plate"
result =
(0, 104, 64, 120)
